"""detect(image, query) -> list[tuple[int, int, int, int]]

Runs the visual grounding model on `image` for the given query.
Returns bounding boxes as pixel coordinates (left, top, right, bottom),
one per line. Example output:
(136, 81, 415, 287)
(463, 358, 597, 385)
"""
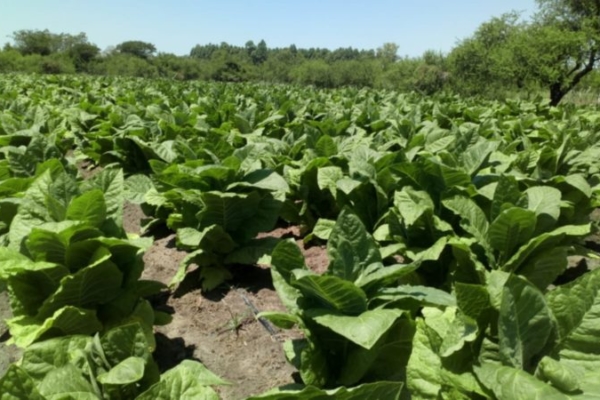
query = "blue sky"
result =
(2, 0, 537, 57)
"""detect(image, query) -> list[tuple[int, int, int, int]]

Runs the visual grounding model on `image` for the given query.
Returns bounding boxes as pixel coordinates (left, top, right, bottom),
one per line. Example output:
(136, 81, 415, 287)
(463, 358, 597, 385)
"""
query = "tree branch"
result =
(565, 49, 597, 93)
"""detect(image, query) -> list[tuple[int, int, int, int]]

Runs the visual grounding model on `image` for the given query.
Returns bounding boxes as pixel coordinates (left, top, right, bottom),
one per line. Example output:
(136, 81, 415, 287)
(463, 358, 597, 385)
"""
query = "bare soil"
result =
(0, 292, 22, 377)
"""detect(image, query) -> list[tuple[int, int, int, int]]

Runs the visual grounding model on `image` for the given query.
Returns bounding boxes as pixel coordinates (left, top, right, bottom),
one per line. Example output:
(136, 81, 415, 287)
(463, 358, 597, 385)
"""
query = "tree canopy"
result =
(115, 41, 157, 59)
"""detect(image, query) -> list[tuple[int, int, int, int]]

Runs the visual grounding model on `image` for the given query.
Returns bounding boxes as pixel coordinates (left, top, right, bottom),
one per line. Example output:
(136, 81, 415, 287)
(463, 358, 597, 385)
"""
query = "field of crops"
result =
(1, 74, 600, 399)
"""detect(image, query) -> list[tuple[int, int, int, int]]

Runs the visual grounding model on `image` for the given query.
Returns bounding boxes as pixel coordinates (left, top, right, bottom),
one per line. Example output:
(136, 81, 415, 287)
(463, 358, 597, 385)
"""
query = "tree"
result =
(447, 14, 525, 96)
(11, 29, 58, 55)
(251, 40, 268, 64)
(69, 43, 100, 71)
(376, 42, 399, 63)
(245, 40, 256, 59)
(115, 41, 157, 59)
(11, 30, 90, 56)
(532, 0, 600, 105)
(190, 43, 219, 59)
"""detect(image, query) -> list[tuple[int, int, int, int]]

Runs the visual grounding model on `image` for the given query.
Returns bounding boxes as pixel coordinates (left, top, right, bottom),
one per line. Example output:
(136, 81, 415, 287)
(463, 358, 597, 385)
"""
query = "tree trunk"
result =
(549, 51, 597, 107)
(550, 82, 565, 107)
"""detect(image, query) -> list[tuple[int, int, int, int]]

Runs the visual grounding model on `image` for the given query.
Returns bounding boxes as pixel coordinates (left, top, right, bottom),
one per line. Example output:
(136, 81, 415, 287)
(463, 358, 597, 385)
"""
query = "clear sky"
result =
(1, 0, 537, 57)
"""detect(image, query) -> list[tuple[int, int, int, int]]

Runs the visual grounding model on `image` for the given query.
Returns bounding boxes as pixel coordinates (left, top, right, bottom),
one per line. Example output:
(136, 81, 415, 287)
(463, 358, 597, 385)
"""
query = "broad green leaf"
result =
(340, 317, 415, 386)
(197, 191, 280, 242)
(524, 186, 561, 233)
(524, 186, 561, 220)
(474, 363, 568, 400)
(46, 173, 79, 222)
(535, 356, 579, 393)
(336, 178, 361, 195)
(25, 229, 68, 265)
(327, 209, 381, 282)
(461, 140, 498, 175)
(491, 175, 520, 221)
(83, 169, 124, 235)
(502, 224, 591, 273)
(5, 262, 68, 316)
(310, 218, 335, 241)
(292, 270, 367, 315)
(411, 237, 448, 262)
(224, 237, 279, 265)
(270, 240, 308, 282)
(315, 135, 338, 158)
(489, 207, 536, 260)
(0, 365, 45, 400)
(38, 364, 97, 399)
(393, 187, 434, 227)
(516, 246, 569, 290)
(257, 312, 300, 329)
(307, 308, 403, 349)
(198, 192, 260, 234)
(374, 285, 456, 308)
(36, 260, 123, 318)
(20, 335, 92, 381)
(176, 227, 204, 249)
(199, 265, 233, 291)
(7, 306, 102, 348)
(406, 318, 444, 399)
(455, 283, 492, 324)
(317, 166, 343, 198)
(271, 268, 303, 315)
(239, 169, 290, 193)
(439, 310, 478, 358)
(8, 171, 54, 249)
(100, 322, 151, 366)
(137, 360, 228, 400)
(124, 174, 153, 204)
(499, 275, 556, 370)
(354, 263, 419, 293)
(248, 381, 403, 400)
(564, 174, 592, 198)
(443, 196, 489, 245)
(97, 356, 145, 385)
(546, 269, 600, 377)
(66, 191, 106, 230)
(284, 338, 329, 387)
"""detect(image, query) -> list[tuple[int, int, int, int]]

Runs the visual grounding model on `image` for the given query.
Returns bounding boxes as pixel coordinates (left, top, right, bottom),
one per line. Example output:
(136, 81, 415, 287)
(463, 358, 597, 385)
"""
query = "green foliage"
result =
(0, 323, 228, 399)
(115, 40, 157, 59)
(2, 74, 600, 398)
(91, 54, 158, 78)
(0, 166, 166, 348)
(262, 212, 421, 388)
(11, 30, 89, 56)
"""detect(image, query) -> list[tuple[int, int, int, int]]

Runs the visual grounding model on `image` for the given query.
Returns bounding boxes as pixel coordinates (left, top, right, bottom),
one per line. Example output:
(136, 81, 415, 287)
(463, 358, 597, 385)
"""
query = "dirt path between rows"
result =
(123, 202, 328, 399)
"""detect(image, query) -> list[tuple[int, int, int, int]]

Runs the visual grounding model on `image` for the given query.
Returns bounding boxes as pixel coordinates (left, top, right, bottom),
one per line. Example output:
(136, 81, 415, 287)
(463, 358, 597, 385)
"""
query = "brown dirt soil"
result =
(127, 204, 327, 399)
(0, 292, 22, 377)
(258, 226, 329, 274)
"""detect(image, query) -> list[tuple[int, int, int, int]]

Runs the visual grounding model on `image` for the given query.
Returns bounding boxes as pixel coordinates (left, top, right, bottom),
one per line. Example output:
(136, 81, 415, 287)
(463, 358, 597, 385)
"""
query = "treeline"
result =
(1, 0, 600, 105)
(0, 32, 447, 93)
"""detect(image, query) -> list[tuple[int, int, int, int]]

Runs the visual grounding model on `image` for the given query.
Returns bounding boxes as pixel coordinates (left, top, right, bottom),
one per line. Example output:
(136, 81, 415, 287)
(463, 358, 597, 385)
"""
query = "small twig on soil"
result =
(214, 303, 254, 336)
(215, 315, 255, 336)
(237, 290, 278, 337)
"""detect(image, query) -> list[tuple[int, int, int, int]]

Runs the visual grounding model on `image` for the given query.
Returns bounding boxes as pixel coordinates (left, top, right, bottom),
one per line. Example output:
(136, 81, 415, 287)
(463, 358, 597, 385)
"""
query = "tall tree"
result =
(115, 41, 157, 59)
(448, 14, 525, 96)
(11, 30, 89, 56)
(533, 0, 600, 105)
(252, 40, 268, 64)
(376, 42, 399, 63)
